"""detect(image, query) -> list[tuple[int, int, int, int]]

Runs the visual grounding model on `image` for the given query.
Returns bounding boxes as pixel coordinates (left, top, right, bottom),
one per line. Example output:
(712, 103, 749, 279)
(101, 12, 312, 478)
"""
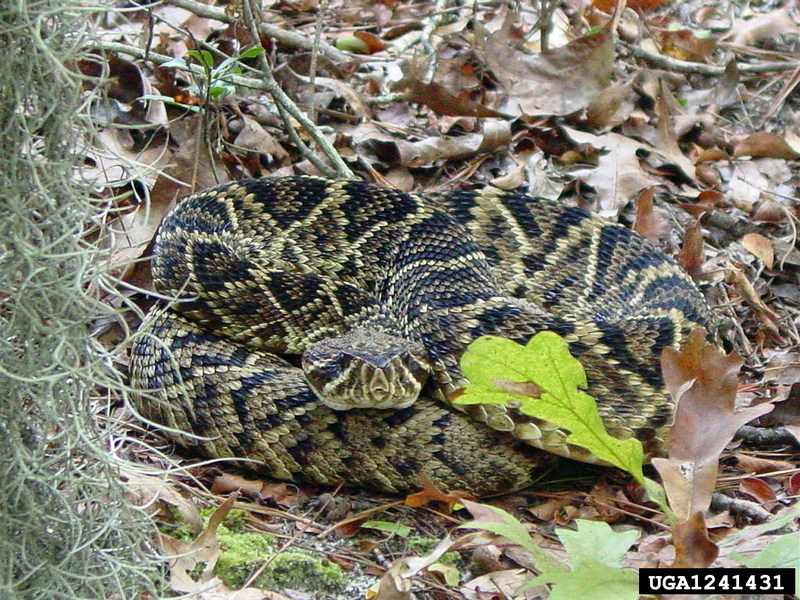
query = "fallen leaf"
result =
(159, 494, 237, 594)
(677, 220, 705, 277)
(658, 28, 717, 62)
(654, 329, 773, 522)
(294, 74, 373, 119)
(733, 132, 800, 160)
(403, 79, 506, 118)
(371, 532, 480, 600)
(593, 0, 669, 12)
(583, 78, 635, 130)
(678, 190, 724, 217)
(632, 187, 665, 243)
(727, 268, 783, 341)
(476, 17, 615, 115)
(354, 31, 388, 53)
(122, 470, 203, 532)
(741, 233, 774, 268)
(460, 500, 569, 573)
(461, 568, 541, 600)
(404, 475, 471, 510)
(233, 116, 289, 163)
(563, 127, 660, 218)
(733, 453, 796, 475)
(671, 511, 719, 568)
(738, 477, 778, 510)
(725, 8, 800, 47)
(350, 120, 512, 168)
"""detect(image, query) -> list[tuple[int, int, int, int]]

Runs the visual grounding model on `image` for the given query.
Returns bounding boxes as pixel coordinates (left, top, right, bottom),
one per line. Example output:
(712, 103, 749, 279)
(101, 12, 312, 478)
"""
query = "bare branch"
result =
(241, 0, 353, 178)
(166, 0, 353, 64)
(627, 43, 800, 75)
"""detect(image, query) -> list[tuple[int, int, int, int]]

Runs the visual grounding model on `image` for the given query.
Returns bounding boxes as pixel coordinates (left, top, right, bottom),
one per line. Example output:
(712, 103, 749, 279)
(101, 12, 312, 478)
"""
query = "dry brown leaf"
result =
(734, 453, 796, 475)
(751, 198, 788, 224)
(725, 8, 800, 47)
(403, 79, 506, 118)
(788, 472, 800, 497)
(583, 79, 635, 130)
(461, 568, 542, 599)
(295, 74, 373, 119)
(654, 329, 773, 522)
(671, 512, 719, 568)
(159, 494, 237, 594)
(727, 268, 783, 341)
(678, 190, 724, 217)
(351, 120, 512, 168)
(741, 232, 775, 268)
(653, 79, 697, 181)
(372, 532, 477, 600)
(659, 29, 717, 62)
(476, 17, 615, 115)
(632, 187, 665, 243)
(738, 477, 778, 510)
(758, 381, 800, 432)
(677, 220, 705, 277)
(404, 475, 470, 510)
(593, 0, 669, 12)
(233, 116, 290, 162)
(733, 132, 800, 160)
(695, 163, 721, 188)
(353, 31, 388, 53)
(122, 470, 203, 532)
(563, 127, 660, 218)
(693, 148, 728, 163)
(210, 472, 266, 499)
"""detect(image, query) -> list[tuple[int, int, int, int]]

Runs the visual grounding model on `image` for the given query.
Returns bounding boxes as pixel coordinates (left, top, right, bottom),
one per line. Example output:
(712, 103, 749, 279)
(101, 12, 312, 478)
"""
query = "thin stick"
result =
(241, 0, 352, 177)
(628, 43, 800, 75)
(166, 0, 352, 64)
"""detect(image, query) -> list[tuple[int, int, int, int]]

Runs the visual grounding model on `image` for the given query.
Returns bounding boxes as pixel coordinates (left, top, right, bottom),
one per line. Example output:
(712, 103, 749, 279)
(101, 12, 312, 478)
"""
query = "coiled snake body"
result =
(130, 177, 713, 494)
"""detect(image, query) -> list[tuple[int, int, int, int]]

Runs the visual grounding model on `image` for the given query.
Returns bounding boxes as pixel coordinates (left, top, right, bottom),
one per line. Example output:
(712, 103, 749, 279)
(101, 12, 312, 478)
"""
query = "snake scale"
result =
(129, 176, 713, 494)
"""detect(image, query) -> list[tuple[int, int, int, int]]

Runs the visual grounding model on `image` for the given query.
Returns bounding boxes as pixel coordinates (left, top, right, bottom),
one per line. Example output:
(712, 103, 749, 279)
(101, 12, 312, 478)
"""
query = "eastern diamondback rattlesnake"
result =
(130, 176, 713, 494)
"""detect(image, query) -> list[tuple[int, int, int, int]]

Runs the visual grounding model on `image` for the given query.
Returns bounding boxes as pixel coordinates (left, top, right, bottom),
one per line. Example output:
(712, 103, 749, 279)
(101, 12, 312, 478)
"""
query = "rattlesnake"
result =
(129, 176, 713, 494)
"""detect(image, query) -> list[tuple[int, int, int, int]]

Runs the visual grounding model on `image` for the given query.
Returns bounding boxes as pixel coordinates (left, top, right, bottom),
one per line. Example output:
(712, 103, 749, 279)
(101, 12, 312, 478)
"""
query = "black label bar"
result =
(639, 568, 795, 595)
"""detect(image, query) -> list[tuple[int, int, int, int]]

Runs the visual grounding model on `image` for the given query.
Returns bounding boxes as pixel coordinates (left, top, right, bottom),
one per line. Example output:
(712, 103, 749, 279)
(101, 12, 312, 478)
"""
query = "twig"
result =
(88, 41, 353, 178)
(307, 0, 330, 124)
(419, 0, 450, 82)
(628, 43, 800, 75)
(241, 0, 352, 178)
(166, 0, 352, 64)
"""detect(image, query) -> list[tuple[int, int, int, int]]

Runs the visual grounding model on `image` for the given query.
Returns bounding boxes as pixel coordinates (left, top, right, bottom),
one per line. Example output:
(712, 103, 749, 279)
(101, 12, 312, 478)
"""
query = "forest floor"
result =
(87, 1, 799, 598)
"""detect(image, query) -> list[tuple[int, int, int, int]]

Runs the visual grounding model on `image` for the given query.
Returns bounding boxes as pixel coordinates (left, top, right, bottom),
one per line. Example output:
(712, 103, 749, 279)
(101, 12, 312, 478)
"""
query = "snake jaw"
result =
(301, 329, 431, 411)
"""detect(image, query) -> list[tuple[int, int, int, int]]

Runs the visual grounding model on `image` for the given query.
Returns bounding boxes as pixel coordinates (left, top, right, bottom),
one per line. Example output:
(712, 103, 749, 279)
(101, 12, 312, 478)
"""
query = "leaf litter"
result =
(86, 0, 800, 597)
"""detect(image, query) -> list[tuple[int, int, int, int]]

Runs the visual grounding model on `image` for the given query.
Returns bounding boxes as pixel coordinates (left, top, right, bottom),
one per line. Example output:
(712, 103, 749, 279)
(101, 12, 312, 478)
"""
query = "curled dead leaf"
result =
(655, 329, 773, 522)
(403, 79, 506, 118)
(733, 132, 800, 160)
(671, 511, 719, 568)
(738, 477, 778, 511)
(404, 475, 471, 510)
(678, 220, 705, 277)
(475, 17, 615, 115)
(633, 187, 665, 243)
(741, 232, 774, 268)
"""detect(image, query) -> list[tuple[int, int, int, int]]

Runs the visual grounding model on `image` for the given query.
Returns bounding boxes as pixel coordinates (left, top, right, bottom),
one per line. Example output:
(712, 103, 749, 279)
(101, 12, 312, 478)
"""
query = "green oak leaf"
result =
(527, 559, 641, 600)
(456, 332, 646, 484)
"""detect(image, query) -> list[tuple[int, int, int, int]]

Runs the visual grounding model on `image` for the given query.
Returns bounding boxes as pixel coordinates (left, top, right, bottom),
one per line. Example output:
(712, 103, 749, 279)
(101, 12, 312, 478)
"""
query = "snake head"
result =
(302, 329, 431, 411)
